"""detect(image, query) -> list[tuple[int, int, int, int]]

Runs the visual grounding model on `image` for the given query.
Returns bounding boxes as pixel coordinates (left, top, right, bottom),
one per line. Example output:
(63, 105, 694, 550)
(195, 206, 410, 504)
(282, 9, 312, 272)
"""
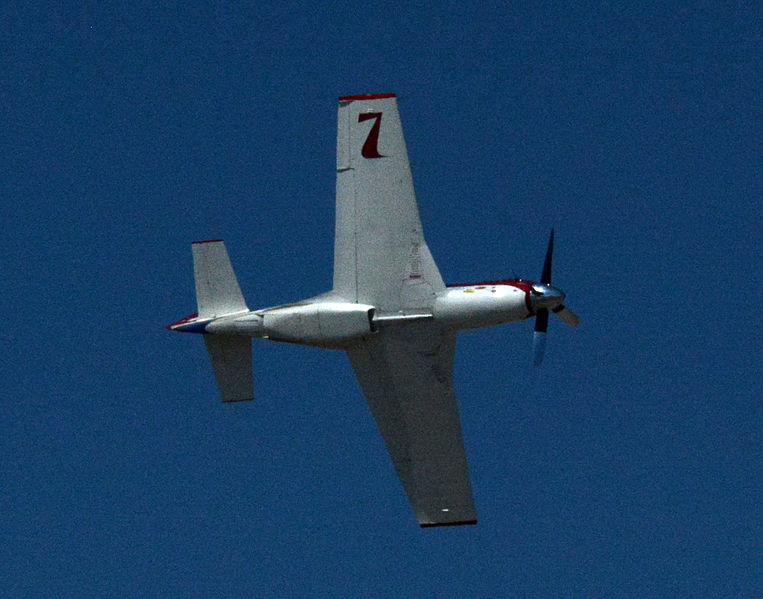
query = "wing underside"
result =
(333, 94, 444, 312)
(346, 326, 476, 527)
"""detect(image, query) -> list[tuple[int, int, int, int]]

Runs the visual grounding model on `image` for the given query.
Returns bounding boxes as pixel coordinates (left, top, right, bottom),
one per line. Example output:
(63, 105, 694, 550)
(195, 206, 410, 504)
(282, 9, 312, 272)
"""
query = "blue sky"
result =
(2, 3, 760, 597)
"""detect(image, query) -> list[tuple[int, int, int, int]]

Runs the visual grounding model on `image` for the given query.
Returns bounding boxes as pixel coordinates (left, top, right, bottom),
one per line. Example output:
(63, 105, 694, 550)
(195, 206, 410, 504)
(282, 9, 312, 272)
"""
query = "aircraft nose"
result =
(530, 284, 565, 310)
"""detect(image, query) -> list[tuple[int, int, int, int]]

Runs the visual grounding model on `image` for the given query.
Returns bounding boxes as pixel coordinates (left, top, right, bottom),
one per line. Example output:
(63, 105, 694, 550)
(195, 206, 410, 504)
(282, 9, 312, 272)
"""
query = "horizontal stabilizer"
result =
(192, 240, 248, 318)
(204, 334, 254, 402)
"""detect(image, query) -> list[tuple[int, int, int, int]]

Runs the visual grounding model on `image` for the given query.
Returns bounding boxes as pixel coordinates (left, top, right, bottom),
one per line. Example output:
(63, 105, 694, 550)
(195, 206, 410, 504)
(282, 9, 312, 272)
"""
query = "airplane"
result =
(168, 93, 578, 527)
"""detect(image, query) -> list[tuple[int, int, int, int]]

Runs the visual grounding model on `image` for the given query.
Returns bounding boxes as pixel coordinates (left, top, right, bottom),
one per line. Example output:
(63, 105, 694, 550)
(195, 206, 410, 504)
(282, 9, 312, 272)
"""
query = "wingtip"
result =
(192, 239, 224, 245)
(221, 395, 255, 403)
(420, 519, 477, 529)
(339, 93, 396, 103)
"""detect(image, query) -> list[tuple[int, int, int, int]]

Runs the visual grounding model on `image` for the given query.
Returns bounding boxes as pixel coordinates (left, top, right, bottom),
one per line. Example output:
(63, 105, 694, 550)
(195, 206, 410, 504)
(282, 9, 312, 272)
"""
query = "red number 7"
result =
(358, 113, 384, 159)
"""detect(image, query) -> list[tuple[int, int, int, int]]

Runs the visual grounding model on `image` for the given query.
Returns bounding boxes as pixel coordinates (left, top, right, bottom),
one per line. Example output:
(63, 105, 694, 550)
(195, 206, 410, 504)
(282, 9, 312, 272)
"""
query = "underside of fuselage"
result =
(170, 280, 537, 349)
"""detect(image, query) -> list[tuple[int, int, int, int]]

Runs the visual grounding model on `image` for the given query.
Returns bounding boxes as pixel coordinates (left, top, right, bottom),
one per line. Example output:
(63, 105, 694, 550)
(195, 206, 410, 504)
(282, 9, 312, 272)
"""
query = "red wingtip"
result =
(339, 93, 396, 103)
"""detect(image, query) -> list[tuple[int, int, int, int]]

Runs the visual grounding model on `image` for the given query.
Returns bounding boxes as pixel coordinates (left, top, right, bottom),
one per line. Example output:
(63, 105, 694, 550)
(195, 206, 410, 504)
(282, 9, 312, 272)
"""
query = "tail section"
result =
(189, 240, 253, 402)
(192, 240, 248, 318)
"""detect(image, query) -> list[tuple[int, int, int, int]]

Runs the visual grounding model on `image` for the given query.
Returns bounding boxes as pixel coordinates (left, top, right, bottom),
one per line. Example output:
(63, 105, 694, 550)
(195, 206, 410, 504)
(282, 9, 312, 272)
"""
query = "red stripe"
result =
(339, 93, 396, 102)
(448, 279, 534, 292)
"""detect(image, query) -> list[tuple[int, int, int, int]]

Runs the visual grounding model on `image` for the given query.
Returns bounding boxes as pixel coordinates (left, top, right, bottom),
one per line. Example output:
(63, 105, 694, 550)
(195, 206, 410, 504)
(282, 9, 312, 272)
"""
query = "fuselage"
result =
(168, 279, 560, 350)
(434, 280, 534, 330)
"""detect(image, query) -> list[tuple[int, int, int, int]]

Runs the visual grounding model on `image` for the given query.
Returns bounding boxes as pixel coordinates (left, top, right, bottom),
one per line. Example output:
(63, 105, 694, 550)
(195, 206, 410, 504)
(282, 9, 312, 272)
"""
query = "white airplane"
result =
(168, 93, 578, 527)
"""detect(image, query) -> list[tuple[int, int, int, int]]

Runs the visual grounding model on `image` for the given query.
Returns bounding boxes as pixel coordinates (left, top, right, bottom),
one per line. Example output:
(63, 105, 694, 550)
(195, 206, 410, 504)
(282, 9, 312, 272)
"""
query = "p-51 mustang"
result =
(168, 93, 577, 527)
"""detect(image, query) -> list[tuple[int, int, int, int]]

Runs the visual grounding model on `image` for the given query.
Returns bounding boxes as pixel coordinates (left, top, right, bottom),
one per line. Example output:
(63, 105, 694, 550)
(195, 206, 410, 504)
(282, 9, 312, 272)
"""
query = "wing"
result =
(346, 326, 476, 527)
(333, 94, 445, 312)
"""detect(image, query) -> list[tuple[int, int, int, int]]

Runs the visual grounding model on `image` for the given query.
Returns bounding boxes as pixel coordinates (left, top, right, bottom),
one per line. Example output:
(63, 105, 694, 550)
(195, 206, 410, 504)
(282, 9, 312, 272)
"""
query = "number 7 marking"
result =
(358, 112, 385, 159)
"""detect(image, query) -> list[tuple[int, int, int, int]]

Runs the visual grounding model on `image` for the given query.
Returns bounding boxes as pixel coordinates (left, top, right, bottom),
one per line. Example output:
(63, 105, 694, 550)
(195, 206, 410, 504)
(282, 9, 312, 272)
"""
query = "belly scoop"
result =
(262, 302, 375, 348)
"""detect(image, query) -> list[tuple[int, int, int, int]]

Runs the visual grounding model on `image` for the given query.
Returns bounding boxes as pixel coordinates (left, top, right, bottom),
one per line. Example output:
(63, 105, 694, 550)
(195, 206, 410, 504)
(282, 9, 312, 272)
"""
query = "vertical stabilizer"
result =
(192, 240, 248, 318)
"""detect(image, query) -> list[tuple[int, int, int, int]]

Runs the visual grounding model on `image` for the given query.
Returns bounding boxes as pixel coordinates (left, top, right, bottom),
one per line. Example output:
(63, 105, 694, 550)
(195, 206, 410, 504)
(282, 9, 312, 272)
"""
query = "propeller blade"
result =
(534, 306, 549, 333)
(532, 228, 576, 366)
(541, 228, 554, 285)
(553, 305, 579, 327)
(533, 307, 549, 366)
(533, 229, 554, 367)
(532, 330, 547, 367)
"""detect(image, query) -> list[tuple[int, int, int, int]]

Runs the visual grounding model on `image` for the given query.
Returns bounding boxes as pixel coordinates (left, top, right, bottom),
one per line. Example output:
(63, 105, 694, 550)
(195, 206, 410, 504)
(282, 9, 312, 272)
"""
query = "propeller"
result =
(531, 229, 578, 366)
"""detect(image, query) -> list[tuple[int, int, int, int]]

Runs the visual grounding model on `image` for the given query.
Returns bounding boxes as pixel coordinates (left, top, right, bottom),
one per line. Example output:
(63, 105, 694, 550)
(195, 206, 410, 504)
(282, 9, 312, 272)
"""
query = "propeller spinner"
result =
(531, 229, 578, 366)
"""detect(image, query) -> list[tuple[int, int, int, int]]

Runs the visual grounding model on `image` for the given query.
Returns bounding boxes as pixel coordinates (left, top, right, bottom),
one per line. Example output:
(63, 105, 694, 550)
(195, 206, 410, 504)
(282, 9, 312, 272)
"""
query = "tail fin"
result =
(204, 334, 254, 402)
(192, 240, 248, 318)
